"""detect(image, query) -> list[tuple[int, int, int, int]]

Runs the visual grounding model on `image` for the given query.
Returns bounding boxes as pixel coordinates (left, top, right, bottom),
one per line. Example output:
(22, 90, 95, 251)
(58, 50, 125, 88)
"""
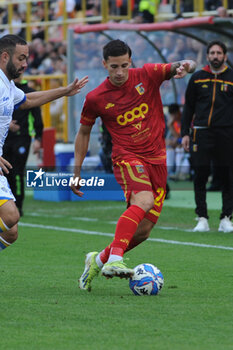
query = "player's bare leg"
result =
(125, 218, 155, 252)
(0, 200, 19, 251)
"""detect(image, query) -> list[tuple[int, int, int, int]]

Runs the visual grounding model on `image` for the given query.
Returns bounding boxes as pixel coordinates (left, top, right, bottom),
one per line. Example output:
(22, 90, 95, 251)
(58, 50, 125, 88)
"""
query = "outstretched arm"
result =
(170, 60, 196, 79)
(20, 76, 88, 109)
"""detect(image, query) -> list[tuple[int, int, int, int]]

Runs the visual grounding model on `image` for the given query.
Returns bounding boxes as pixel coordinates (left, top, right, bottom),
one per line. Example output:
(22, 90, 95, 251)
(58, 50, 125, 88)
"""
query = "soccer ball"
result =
(129, 263, 164, 296)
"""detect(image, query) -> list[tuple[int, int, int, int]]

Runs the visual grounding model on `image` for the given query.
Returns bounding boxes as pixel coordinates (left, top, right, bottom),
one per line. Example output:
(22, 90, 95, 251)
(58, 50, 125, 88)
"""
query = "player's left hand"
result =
(9, 120, 20, 132)
(174, 62, 190, 79)
(0, 156, 12, 175)
(181, 135, 190, 152)
(174, 60, 196, 79)
(32, 139, 41, 154)
(65, 76, 89, 96)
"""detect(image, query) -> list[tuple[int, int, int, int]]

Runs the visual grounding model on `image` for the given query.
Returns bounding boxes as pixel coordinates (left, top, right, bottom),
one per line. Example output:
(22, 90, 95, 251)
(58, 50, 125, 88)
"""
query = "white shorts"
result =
(0, 176, 15, 201)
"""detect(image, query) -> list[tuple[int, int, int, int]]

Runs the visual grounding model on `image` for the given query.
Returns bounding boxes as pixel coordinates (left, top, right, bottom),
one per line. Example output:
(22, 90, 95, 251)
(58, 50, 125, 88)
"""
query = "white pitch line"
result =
(27, 213, 99, 222)
(71, 217, 99, 222)
(26, 213, 113, 223)
(32, 204, 125, 214)
(22, 214, 227, 233)
(25, 213, 192, 231)
(19, 222, 114, 238)
(23, 214, 205, 233)
(19, 222, 233, 251)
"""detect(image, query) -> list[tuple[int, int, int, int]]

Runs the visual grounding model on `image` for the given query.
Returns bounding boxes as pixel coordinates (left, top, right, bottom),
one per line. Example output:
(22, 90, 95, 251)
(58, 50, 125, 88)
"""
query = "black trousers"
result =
(3, 136, 31, 212)
(190, 127, 233, 219)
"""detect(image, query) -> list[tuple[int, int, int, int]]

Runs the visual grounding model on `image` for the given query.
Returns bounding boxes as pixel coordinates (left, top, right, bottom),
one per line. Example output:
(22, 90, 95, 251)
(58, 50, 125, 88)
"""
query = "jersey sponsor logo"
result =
(139, 174, 149, 179)
(105, 103, 115, 109)
(221, 83, 228, 92)
(135, 83, 145, 95)
(3, 97, 9, 101)
(116, 103, 149, 126)
(1, 186, 8, 193)
(132, 121, 142, 131)
(3, 106, 13, 117)
(18, 146, 26, 154)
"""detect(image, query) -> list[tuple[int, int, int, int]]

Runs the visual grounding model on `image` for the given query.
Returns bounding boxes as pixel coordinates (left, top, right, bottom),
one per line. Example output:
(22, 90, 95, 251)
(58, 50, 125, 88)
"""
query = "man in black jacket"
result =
(181, 40, 233, 233)
(3, 76, 43, 216)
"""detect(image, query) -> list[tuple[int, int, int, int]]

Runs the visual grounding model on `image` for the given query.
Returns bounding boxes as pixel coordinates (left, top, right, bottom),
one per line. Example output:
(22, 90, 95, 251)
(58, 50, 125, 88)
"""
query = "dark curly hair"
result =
(103, 39, 132, 61)
(0, 34, 27, 56)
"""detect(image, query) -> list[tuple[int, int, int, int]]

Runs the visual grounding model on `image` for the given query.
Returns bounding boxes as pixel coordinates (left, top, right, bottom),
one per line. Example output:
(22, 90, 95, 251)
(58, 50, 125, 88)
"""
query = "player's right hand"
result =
(181, 135, 190, 152)
(0, 156, 12, 175)
(65, 76, 88, 96)
(9, 120, 20, 132)
(70, 175, 84, 197)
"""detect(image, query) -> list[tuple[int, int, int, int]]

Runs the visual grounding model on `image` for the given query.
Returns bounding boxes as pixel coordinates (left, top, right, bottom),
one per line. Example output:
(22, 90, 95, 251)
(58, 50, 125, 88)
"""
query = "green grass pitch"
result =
(1, 188, 233, 350)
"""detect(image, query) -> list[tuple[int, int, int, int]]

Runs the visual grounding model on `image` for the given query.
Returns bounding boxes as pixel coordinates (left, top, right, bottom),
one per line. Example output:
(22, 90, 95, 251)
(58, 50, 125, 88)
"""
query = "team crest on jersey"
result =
(105, 103, 115, 109)
(132, 121, 142, 131)
(135, 164, 144, 173)
(193, 144, 198, 152)
(221, 83, 228, 92)
(135, 83, 145, 95)
(202, 84, 208, 88)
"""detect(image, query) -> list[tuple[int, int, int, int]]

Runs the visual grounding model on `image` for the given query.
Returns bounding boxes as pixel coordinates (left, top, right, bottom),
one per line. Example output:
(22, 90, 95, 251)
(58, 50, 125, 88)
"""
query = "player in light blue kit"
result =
(0, 35, 88, 253)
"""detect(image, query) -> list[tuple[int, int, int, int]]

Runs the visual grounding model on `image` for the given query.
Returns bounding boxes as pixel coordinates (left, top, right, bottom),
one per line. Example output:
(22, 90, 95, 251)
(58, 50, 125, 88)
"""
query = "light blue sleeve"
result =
(12, 82, 26, 109)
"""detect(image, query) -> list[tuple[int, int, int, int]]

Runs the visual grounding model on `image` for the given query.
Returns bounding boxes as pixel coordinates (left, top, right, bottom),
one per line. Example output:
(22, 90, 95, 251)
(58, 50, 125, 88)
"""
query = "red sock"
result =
(99, 206, 146, 263)
(99, 245, 111, 264)
(110, 205, 146, 254)
(99, 236, 143, 264)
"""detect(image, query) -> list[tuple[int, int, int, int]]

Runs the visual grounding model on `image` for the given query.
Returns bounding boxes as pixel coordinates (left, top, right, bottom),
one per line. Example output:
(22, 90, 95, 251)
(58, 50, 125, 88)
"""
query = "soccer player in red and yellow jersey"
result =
(71, 39, 196, 291)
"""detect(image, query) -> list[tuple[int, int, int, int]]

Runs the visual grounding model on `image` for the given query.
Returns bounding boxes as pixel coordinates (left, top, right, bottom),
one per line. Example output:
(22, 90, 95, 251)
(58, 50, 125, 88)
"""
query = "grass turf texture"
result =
(1, 189, 233, 350)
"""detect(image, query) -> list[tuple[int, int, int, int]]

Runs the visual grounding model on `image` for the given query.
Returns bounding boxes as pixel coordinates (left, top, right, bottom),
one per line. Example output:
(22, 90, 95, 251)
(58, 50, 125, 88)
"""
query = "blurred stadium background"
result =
(1, 0, 233, 176)
(2, 5, 233, 349)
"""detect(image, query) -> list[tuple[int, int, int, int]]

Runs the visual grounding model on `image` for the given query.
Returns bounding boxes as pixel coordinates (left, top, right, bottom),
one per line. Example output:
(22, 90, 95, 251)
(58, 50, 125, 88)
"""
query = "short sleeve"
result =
(12, 82, 26, 109)
(80, 95, 98, 126)
(143, 63, 171, 86)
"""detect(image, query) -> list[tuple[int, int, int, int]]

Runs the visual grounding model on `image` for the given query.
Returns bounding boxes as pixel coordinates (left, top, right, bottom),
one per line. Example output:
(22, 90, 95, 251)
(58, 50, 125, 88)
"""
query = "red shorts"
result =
(113, 159, 167, 223)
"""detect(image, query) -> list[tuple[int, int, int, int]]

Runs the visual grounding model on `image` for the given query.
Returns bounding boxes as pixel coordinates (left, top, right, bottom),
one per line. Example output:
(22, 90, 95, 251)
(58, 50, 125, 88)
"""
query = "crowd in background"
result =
(0, 0, 232, 180)
(0, 0, 233, 39)
(0, 2, 211, 77)
(0, 0, 231, 76)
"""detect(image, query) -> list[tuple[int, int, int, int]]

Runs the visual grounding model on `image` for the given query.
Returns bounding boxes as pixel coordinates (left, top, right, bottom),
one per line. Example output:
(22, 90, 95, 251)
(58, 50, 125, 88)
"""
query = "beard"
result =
(209, 58, 225, 69)
(6, 58, 22, 79)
